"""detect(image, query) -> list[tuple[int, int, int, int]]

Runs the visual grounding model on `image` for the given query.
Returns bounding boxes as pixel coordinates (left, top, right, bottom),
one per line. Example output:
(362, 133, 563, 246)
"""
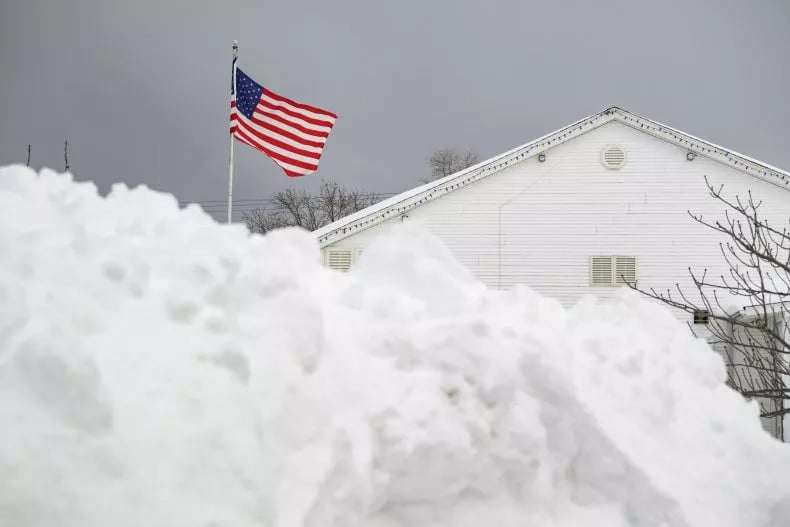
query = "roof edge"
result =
(315, 109, 615, 246)
(609, 108, 790, 186)
(316, 107, 790, 248)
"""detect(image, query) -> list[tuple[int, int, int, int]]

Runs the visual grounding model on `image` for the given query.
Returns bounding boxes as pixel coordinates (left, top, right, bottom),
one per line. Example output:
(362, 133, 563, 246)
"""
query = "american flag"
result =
(230, 68, 337, 177)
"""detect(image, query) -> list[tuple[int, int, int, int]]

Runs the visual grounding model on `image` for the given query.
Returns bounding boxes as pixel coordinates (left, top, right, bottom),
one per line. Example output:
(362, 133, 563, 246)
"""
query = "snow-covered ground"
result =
(1, 165, 789, 527)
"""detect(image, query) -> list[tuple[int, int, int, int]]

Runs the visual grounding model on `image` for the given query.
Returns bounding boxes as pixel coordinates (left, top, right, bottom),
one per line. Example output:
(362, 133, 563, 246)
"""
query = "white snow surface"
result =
(1, 166, 789, 527)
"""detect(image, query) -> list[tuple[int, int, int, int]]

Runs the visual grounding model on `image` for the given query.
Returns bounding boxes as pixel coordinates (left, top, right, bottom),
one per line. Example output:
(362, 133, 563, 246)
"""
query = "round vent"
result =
(601, 145, 626, 170)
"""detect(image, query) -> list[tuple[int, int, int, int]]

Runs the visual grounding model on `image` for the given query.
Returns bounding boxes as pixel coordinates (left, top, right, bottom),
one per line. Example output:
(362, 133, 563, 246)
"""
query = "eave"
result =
(316, 107, 790, 249)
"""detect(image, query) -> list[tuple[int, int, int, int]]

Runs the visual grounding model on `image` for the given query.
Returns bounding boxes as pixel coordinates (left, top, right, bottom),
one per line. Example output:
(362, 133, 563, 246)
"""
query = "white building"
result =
(317, 106, 790, 438)
(316, 106, 790, 314)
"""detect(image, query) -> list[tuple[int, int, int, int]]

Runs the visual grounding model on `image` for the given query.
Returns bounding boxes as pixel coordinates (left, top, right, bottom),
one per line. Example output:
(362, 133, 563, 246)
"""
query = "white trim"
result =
(316, 107, 790, 248)
(609, 107, 790, 187)
(316, 110, 613, 247)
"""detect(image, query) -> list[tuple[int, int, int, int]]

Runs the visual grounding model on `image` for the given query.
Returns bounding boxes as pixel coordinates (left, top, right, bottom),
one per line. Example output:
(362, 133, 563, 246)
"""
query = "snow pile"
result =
(1, 166, 789, 527)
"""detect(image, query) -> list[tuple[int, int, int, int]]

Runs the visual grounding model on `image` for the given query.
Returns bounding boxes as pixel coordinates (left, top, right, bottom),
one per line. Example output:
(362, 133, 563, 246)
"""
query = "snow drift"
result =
(1, 165, 789, 527)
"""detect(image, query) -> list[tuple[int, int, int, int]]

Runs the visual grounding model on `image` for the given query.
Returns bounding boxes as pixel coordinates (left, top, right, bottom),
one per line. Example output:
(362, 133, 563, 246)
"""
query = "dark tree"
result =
(628, 176, 789, 440)
(426, 148, 479, 182)
(242, 180, 380, 234)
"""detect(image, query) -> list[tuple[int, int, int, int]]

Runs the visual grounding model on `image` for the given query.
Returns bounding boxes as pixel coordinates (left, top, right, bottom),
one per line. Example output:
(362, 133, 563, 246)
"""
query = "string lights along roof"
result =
(315, 107, 790, 248)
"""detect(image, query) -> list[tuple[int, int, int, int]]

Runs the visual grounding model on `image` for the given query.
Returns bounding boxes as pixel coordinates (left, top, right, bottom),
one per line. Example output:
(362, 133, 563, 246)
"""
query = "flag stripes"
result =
(263, 88, 337, 121)
(231, 111, 322, 158)
(231, 101, 326, 147)
(260, 99, 334, 129)
(230, 68, 337, 177)
(232, 118, 319, 173)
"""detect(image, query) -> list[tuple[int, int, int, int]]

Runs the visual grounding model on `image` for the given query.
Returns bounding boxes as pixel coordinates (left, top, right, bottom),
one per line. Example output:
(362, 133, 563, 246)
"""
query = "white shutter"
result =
(327, 250, 352, 272)
(325, 248, 363, 272)
(615, 256, 637, 285)
(590, 256, 614, 286)
(590, 256, 637, 286)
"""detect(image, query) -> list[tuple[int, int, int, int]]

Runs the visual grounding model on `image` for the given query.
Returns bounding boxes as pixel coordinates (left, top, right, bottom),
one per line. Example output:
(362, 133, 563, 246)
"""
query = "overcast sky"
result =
(1, 0, 789, 221)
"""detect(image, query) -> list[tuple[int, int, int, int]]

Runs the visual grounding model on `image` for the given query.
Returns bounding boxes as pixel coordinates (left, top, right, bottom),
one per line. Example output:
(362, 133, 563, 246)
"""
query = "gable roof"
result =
(316, 106, 790, 248)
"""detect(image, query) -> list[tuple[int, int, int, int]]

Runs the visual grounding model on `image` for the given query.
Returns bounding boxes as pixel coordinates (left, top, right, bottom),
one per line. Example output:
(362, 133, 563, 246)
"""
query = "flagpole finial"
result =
(232, 40, 238, 53)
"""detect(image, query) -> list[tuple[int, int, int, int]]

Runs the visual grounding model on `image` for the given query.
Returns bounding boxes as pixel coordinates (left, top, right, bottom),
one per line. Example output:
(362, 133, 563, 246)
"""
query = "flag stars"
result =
(235, 68, 263, 119)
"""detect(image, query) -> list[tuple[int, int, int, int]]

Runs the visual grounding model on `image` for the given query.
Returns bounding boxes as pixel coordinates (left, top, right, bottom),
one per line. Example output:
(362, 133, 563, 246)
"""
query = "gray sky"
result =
(2, 0, 789, 221)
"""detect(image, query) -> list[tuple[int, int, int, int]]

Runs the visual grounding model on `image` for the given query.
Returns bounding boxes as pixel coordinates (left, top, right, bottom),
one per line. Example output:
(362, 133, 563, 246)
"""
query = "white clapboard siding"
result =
(321, 120, 790, 311)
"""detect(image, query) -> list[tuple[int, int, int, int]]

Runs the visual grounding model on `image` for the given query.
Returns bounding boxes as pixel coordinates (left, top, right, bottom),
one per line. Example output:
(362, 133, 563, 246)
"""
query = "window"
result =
(590, 256, 637, 286)
(693, 310, 710, 324)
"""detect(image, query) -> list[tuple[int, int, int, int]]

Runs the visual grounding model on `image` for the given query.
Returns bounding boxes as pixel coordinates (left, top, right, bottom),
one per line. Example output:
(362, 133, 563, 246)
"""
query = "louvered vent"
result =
(590, 256, 637, 286)
(614, 256, 637, 285)
(601, 145, 626, 169)
(327, 250, 353, 272)
(591, 256, 614, 286)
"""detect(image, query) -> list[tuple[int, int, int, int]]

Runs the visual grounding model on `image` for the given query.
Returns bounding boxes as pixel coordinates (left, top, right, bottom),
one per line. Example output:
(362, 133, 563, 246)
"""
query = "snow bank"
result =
(1, 166, 788, 527)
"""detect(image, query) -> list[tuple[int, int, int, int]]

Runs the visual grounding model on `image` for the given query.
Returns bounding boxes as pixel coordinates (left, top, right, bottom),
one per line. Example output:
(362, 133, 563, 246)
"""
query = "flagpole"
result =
(227, 40, 239, 224)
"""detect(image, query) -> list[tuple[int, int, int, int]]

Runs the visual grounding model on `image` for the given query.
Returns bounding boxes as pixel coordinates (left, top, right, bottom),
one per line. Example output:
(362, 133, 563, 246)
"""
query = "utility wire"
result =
(180, 192, 397, 212)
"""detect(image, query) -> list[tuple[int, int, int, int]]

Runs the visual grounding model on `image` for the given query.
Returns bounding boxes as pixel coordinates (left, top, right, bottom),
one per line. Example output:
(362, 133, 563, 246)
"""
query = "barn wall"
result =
(322, 121, 790, 315)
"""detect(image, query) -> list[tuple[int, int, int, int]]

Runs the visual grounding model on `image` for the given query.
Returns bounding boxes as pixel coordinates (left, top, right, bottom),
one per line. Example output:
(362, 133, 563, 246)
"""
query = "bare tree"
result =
(243, 180, 380, 234)
(272, 188, 316, 230)
(628, 176, 789, 440)
(426, 147, 479, 182)
(240, 207, 290, 234)
(318, 180, 379, 223)
(26, 145, 31, 167)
